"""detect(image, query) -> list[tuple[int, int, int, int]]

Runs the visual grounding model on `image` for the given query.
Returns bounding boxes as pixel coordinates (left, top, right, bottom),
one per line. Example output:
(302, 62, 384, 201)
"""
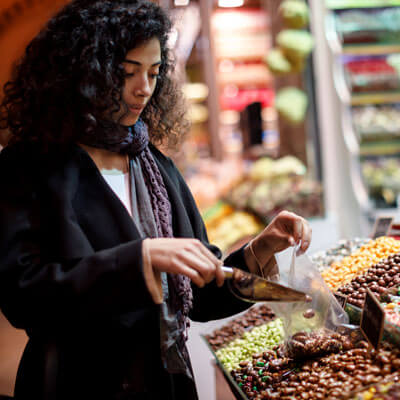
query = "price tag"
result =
(360, 288, 385, 351)
(334, 293, 347, 309)
(372, 217, 393, 239)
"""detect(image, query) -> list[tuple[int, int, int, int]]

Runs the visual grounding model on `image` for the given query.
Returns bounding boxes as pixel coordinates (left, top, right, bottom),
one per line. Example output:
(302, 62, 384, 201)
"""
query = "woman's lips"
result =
(128, 105, 145, 114)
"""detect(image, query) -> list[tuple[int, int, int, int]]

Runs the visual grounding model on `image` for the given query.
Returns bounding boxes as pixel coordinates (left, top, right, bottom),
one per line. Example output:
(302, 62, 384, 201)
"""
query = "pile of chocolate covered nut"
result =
(336, 253, 400, 309)
(231, 331, 400, 400)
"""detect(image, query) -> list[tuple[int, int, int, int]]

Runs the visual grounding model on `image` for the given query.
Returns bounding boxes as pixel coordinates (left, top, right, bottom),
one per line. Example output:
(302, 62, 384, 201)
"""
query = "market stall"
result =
(203, 234, 400, 400)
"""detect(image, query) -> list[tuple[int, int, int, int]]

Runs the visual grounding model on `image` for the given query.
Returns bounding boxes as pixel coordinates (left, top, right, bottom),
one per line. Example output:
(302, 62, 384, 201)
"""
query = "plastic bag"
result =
(268, 246, 349, 350)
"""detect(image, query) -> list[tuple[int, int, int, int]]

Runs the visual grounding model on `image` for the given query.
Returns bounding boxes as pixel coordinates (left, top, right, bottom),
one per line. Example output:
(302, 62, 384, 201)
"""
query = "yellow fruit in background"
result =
(265, 48, 292, 75)
(279, 0, 310, 29)
(277, 29, 314, 64)
(275, 87, 308, 125)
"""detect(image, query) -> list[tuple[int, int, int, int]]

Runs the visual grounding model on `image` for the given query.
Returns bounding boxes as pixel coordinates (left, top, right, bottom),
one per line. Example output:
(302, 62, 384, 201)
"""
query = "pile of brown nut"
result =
(231, 332, 400, 400)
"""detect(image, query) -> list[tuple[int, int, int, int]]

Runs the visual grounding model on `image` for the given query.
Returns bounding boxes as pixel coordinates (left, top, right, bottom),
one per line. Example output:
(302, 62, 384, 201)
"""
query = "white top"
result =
(101, 170, 132, 216)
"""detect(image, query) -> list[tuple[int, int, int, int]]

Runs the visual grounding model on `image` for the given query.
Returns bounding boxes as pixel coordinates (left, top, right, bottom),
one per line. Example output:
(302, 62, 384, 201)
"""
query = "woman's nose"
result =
(134, 75, 152, 97)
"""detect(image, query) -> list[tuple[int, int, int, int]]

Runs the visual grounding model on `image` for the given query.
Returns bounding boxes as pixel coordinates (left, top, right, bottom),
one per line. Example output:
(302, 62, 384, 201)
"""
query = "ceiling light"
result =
(218, 0, 244, 8)
(175, 0, 190, 6)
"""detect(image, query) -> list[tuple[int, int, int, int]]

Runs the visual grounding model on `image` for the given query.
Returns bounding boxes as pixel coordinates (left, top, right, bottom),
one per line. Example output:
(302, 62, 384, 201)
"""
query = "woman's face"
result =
(114, 37, 161, 126)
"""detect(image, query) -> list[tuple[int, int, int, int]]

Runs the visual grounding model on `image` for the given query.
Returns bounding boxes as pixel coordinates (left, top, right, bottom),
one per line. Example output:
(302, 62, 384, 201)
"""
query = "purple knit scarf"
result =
(80, 119, 193, 338)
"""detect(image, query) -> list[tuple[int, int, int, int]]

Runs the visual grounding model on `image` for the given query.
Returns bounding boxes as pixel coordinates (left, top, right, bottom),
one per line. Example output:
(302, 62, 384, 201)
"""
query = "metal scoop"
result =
(222, 266, 308, 303)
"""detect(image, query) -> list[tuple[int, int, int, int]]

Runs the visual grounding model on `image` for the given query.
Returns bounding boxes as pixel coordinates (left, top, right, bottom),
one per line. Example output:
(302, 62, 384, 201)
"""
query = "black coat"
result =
(0, 142, 250, 400)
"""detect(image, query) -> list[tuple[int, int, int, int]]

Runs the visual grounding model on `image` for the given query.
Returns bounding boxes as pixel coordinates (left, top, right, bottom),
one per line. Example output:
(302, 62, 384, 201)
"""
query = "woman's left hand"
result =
(249, 211, 312, 269)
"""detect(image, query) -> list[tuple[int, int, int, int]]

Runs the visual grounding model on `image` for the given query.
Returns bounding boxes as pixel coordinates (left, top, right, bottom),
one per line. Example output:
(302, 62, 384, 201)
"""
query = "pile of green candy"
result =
(215, 319, 284, 371)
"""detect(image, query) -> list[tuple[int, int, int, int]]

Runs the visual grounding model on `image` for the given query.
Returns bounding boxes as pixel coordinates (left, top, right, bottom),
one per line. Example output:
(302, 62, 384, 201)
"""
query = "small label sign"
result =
(372, 217, 393, 239)
(334, 293, 347, 309)
(360, 288, 385, 351)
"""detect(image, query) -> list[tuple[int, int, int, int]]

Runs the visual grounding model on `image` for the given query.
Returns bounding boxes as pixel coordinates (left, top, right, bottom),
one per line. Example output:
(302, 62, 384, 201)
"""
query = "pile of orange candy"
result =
(322, 236, 400, 291)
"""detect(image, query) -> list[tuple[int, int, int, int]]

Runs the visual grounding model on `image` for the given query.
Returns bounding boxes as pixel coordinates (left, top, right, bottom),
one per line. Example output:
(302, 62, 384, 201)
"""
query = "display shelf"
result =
(351, 92, 400, 106)
(343, 44, 400, 55)
(326, 12, 400, 56)
(327, 0, 400, 10)
(326, 2, 400, 216)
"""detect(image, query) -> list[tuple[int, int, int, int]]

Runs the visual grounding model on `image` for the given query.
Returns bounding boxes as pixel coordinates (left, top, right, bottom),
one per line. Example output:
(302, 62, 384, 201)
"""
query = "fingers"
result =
(194, 240, 225, 286)
(298, 220, 312, 255)
(180, 240, 224, 286)
(274, 211, 312, 254)
(215, 260, 225, 287)
(174, 258, 206, 288)
(148, 238, 224, 288)
(180, 248, 215, 284)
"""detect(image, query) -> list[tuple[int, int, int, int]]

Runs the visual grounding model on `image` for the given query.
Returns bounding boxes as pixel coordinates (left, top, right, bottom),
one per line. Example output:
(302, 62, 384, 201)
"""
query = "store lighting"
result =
(168, 28, 179, 48)
(218, 0, 244, 8)
(174, 0, 189, 6)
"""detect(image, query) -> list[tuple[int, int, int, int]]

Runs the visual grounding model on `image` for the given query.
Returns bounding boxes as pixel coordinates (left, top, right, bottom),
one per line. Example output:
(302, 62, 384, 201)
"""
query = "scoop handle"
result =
(221, 266, 234, 278)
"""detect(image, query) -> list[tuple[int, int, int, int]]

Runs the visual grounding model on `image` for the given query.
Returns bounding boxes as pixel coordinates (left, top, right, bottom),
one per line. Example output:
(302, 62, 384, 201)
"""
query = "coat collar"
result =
(74, 144, 195, 248)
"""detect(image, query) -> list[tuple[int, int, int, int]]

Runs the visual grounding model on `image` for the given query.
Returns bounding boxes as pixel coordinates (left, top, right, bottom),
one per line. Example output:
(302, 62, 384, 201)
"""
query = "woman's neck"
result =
(79, 143, 129, 173)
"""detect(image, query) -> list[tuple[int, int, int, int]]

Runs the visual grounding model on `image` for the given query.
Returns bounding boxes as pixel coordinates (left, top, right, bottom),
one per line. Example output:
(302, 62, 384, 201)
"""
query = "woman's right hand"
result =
(147, 238, 225, 288)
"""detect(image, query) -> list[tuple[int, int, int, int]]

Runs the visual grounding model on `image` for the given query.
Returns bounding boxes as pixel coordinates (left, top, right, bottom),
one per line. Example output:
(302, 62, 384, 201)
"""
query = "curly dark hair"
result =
(0, 0, 189, 149)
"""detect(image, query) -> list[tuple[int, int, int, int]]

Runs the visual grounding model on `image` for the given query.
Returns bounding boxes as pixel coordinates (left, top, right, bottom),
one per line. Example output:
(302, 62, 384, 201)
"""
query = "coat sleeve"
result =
(0, 157, 156, 333)
(163, 157, 251, 322)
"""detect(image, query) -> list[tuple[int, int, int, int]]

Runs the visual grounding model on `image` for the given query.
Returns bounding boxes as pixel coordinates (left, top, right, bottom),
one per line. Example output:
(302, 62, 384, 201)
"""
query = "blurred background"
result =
(2, 0, 400, 398)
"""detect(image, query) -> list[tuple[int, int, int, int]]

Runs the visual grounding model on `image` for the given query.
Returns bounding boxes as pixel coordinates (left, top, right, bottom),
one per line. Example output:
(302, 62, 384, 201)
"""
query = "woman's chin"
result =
(121, 116, 139, 127)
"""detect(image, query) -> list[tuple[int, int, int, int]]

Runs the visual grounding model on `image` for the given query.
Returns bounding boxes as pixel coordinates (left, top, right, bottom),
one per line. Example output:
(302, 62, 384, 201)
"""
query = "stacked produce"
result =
(334, 8, 400, 44)
(353, 105, 400, 141)
(344, 56, 400, 93)
(311, 238, 369, 273)
(361, 158, 400, 207)
(321, 236, 400, 291)
(203, 202, 264, 253)
(227, 156, 323, 223)
(336, 253, 400, 308)
(206, 305, 276, 351)
(231, 338, 400, 400)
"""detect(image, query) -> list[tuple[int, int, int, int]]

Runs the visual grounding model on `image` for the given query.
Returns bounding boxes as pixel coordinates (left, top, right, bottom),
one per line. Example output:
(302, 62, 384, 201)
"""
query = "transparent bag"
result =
(268, 246, 349, 357)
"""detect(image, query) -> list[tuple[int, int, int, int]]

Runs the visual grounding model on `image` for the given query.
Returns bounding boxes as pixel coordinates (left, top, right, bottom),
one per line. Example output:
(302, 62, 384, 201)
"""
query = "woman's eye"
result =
(150, 73, 159, 79)
(125, 72, 134, 77)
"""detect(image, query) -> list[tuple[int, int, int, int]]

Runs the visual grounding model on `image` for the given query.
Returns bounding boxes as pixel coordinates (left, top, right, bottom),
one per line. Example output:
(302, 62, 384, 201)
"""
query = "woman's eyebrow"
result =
(123, 60, 162, 67)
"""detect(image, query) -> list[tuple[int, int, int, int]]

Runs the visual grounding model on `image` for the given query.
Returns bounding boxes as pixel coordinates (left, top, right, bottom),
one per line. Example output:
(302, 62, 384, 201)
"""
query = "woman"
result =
(0, 1, 311, 399)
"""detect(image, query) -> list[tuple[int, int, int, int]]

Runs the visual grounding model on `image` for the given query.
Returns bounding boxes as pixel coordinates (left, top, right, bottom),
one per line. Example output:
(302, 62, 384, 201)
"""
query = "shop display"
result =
(352, 105, 400, 141)
(326, 2, 400, 214)
(211, 8, 273, 113)
(227, 156, 323, 222)
(321, 236, 400, 291)
(231, 339, 400, 400)
(203, 234, 400, 400)
(206, 305, 277, 352)
(344, 56, 400, 94)
(204, 202, 264, 253)
(361, 158, 400, 207)
(334, 7, 400, 45)
(336, 253, 400, 308)
(311, 238, 369, 272)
